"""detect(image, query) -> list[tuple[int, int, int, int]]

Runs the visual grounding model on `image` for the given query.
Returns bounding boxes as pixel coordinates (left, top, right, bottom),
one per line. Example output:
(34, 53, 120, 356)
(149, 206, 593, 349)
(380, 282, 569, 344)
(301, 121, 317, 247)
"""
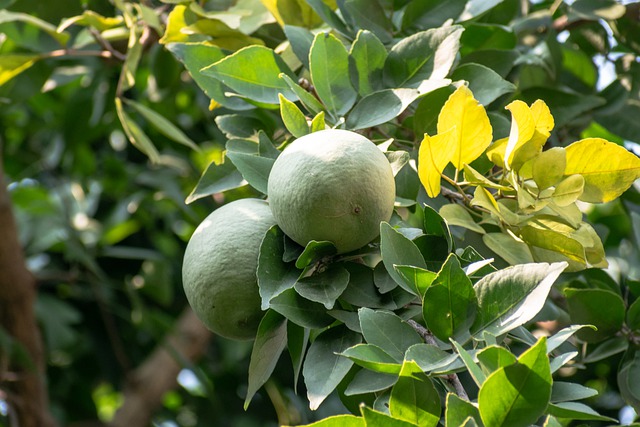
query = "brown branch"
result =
(407, 320, 469, 401)
(109, 308, 212, 427)
(0, 156, 56, 426)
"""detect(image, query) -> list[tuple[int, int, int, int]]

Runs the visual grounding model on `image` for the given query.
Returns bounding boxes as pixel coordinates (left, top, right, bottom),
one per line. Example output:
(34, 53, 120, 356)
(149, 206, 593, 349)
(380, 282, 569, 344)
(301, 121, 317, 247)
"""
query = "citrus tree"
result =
(3, 0, 640, 426)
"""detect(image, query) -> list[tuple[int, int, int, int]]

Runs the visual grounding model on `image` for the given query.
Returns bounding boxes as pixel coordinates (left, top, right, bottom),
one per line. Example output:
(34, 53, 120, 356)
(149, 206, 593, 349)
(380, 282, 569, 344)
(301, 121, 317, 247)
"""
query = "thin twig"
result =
(407, 320, 470, 401)
(89, 27, 127, 61)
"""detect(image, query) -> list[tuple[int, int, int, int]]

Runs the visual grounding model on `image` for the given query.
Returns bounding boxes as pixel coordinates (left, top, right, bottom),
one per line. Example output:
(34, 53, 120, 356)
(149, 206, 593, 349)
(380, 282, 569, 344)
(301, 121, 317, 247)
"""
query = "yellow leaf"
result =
(530, 99, 554, 137)
(485, 137, 508, 167)
(471, 186, 501, 218)
(503, 100, 555, 171)
(159, 5, 191, 44)
(0, 54, 39, 86)
(565, 138, 640, 203)
(418, 128, 457, 198)
(437, 85, 492, 169)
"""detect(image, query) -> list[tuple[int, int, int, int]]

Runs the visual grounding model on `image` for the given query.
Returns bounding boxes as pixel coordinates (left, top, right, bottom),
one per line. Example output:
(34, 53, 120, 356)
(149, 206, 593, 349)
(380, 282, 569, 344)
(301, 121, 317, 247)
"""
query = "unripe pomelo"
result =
(267, 129, 395, 254)
(182, 198, 274, 340)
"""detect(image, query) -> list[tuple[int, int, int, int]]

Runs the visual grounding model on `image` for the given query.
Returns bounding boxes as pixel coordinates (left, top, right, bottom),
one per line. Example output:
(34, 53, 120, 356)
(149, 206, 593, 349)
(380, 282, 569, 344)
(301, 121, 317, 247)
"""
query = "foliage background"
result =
(2, 0, 640, 426)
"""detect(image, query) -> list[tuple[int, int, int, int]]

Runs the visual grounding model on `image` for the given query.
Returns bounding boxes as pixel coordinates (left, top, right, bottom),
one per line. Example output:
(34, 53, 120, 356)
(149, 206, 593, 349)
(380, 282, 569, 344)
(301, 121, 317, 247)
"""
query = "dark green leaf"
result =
(166, 42, 252, 110)
(471, 262, 568, 337)
(340, 0, 392, 43)
(551, 382, 598, 403)
(384, 26, 463, 88)
(344, 369, 397, 396)
(459, 49, 520, 78)
(305, 0, 352, 37)
(284, 25, 315, 69)
(394, 265, 436, 298)
(280, 73, 326, 116)
(201, 45, 296, 105)
(288, 321, 309, 394)
(374, 261, 398, 294)
(583, 336, 629, 363)
(309, 32, 357, 117)
(258, 226, 301, 310)
(349, 29, 387, 97)
(346, 88, 424, 130)
(564, 288, 625, 343)
(401, 0, 467, 31)
(303, 325, 362, 410)
(245, 310, 287, 408)
(451, 63, 516, 106)
(380, 222, 427, 294)
(423, 254, 477, 342)
(548, 402, 617, 422)
(405, 343, 458, 373)
(341, 263, 395, 309)
(295, 240, 337, 270)
(295, 264, 350, 309)
(225, 151, 274, 195)
(270, 288, 335, 329)
(358, 308, 423, 362)
(185, 157, 245, 204)
(339, 343, 402, 374)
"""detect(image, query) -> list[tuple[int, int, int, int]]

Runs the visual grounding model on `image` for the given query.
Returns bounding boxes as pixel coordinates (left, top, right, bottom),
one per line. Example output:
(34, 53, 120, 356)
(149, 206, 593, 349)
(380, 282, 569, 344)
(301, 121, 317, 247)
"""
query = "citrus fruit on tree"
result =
(182, 198, 274, 340)
(267, 129, 396, 254)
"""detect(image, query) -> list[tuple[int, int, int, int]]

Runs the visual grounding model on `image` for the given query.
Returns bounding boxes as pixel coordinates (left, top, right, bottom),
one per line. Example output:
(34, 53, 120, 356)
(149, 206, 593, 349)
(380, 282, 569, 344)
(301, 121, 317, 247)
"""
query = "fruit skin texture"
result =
(182, 198, 275, 340)
(267, 129, 395, 254)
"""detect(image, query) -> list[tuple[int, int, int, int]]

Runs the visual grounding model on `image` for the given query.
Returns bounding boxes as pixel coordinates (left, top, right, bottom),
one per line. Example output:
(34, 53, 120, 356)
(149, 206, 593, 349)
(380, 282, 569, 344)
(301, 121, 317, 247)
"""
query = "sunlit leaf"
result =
(417, 128, 457, 197)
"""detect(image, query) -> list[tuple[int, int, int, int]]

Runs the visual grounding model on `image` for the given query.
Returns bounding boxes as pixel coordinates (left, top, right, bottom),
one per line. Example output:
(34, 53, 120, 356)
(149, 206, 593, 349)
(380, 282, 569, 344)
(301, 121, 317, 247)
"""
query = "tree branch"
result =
(109, 308, 211, 427)
(0, 156, 56, 427)
(406, 320, 469, 401)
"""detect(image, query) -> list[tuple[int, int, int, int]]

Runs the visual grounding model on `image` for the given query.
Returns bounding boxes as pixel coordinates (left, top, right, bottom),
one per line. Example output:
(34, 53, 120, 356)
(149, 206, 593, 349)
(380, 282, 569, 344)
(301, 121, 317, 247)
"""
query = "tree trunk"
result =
(0, 159, 56, 426)
(109, 308, 211, 427)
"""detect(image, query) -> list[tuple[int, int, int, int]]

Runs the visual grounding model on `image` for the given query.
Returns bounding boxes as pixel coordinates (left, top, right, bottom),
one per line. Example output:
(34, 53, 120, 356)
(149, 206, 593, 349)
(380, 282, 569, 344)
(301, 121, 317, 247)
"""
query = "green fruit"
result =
(267, 129, 395, 254)
(182, 198, 274, 340)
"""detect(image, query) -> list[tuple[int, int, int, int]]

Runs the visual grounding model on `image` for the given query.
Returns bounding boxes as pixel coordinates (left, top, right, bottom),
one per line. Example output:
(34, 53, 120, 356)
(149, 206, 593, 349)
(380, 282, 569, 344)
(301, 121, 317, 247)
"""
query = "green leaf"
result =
(218, 115, 268, 139)
(287, 321, 309, 393)
(451, 340, 487, 387)
(303, 325, 362, 410)
(305, 0, 352, 37)
(618, 347, 640, 410)
(339, 343, 402, 374)
(478, 337, 552, 427)
(295, 264, 350, 309)
(550, 174, 585, 207)
(404, 343, 458, 373)
(310, 111, 326, 132)
(548, 402, 617, 422)
(451, 63, 516, 106)
(344, 369, 398, 396)
(423, 204, 454, 252)
(384, 26, 463, 88)
(244, 310, 287, 409)
(546, 324, 594, 353)
(269, 288, 334, 329)
(423, 254, 477, 342)
(358, 308, 423, 362)
(0, 10, 69, 45)
(349, 29, 388, 96)
(0, 54, 39, 86)
(477, 346, 517, 373)
(564, 288, 625, 343)
(445, 393, 482, 427)
(201, 45, 296, 105)
(258, 225, 301, 310)
(185, 157, 245, 204)
(295, 240, 337, 270)
(564, 137, 640, 203)
(283, 414, 364, 427)
(284, 24, 314, 69)
(471, 262, 568, 336)
(628, 298, 640, 331)
(583, 336, 628, 363)
(225, 151, 274, 195)
(550, 351, 578, 374)
(482, 233, 535, 266)
(380, 222, 428, 294)
(309, 32, 357, 117)
(360, 406, 417, 427)
(115, 98, 160, 163)
(394, 265, 436, 298)
(279, 73, 326, 116)
(389, 360, 441, 427)
(123, 99, 200, 151)
(346, 88, 423, 130)
(402, 0, 467, 31)
(439, 204, 485, 234)
(167, 42, 253, 110)
(340, 0, 393, 44)
(341, 263, 394, 309)
(279, 93, 309, 138)
(551, 382, 598, 403)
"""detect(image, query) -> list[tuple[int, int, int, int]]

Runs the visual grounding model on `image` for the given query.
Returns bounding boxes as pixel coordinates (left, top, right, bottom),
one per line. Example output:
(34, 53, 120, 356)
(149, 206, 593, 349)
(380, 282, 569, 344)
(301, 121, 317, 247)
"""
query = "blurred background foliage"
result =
(2, 0, 640, 425)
